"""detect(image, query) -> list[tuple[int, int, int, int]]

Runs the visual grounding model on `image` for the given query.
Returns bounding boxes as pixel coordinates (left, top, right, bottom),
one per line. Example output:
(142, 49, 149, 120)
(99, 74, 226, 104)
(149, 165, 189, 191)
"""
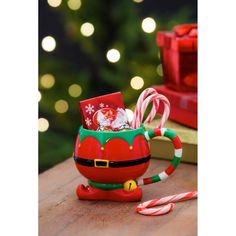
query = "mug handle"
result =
(138, 128, 182, 185)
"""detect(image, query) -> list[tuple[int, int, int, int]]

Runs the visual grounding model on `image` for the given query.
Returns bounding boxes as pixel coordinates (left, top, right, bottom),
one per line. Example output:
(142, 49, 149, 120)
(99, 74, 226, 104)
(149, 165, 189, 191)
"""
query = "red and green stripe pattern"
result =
(138, 128, 182, 186)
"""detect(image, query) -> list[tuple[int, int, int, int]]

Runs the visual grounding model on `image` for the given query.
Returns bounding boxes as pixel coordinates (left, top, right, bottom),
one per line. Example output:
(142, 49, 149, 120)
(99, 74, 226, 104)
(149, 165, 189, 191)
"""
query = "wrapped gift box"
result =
(152, 85, 197, 129)
(157, 24, 198, 92)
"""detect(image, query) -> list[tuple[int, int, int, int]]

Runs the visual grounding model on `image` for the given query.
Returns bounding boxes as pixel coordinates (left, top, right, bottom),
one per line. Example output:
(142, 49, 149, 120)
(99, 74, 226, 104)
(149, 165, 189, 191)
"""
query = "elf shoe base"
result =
(76, 184, 142, 202)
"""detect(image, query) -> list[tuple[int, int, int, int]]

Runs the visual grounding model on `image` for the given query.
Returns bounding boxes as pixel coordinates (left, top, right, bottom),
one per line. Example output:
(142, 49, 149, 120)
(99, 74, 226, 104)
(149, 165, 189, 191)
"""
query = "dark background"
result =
(39, 0, 197, 172)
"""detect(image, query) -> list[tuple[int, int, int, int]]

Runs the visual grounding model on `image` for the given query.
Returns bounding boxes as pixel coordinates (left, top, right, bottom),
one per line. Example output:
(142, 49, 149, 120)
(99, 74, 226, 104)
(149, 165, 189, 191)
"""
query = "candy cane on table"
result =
(136, 191, 198, 216)
(132, 89, 170, 129)
(133, 88, 159, 129)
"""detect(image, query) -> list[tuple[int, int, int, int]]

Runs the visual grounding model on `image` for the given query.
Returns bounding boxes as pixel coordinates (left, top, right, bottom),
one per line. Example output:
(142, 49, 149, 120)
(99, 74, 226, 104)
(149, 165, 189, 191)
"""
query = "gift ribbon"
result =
(173, 24, 197, 37)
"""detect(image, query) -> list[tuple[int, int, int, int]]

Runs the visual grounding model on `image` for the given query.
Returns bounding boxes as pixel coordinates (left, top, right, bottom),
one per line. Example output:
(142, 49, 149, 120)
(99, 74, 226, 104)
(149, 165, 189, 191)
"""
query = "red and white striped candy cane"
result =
(141, 93, 170, 128)
(133, 88, 159, 129)
(132, 88, 170, 129)
(136, 191, 198, 216)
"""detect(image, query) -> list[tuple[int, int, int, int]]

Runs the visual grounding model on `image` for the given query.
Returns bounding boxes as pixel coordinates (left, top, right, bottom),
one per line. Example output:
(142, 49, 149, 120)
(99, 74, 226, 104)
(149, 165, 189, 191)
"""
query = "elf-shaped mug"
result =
(74, 125, 182, 201)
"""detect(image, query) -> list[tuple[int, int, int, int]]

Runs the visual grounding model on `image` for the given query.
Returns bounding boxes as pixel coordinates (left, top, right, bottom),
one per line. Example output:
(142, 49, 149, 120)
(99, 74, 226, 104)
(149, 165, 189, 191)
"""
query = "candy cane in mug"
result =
(133, 88, 159, 129)
(140, 93, 170, 128)
(132, 88, 170, 129)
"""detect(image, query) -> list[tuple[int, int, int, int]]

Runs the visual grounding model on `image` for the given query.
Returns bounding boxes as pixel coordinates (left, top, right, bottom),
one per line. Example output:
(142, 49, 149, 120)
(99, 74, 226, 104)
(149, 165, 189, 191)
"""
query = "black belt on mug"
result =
(73, 155, 151, 168)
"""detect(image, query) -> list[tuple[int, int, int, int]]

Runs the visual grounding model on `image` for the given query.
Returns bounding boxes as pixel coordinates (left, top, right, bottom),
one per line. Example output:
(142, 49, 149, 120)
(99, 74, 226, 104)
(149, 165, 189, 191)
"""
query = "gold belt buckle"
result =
(94, 159, 109, 168)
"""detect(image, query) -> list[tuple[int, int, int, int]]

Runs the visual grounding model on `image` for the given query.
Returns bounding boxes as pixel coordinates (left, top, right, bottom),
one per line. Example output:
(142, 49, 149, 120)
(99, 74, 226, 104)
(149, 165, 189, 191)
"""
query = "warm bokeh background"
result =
(39, 0, 197, 173)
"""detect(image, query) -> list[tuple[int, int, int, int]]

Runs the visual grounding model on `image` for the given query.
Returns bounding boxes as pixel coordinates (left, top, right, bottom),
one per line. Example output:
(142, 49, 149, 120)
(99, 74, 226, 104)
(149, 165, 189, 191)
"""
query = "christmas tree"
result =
(39, 0, 197, 172)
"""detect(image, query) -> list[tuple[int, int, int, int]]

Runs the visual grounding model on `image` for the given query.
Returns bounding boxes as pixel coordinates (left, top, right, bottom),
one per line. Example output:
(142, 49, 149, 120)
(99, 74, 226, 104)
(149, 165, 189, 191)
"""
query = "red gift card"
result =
(79, 92, 126, 130)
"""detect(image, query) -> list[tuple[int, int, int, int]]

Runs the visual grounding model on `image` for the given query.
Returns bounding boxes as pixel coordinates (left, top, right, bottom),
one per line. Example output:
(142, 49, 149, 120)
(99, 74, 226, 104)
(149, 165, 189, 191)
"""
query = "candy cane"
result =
(134, 88, 157, 126)
(132, 88, 170, 129)
(133, 88, 159, 129)
(141, 93, 170, 128)
(140, 93, 159, 124)
(136, 191, 197, 216)
(137, 203, 174, 216)
(133, 96, 156, 129)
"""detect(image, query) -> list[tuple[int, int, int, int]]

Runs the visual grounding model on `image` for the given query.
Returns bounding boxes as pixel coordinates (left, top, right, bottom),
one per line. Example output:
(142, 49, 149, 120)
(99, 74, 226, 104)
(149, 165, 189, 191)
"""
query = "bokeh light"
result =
(55, 100, 69, 113)
(68, 84, 82, 97)
(133, 0, 144, 3)
(41, 36, 56, 52)
(80, 22, 95, 37)
(38, 118, 49, 132)
(40, 74, 55, 89)
(67, 0, 81, 10)
(38, 91, 42, 102)
(106, 49, 120, 63)
(125, 109, 134, 123)
(156, 64, 163, 77)
(141, 17, 156, 33)
(130, 76, 144, 90)
(47, 0, 62, 8)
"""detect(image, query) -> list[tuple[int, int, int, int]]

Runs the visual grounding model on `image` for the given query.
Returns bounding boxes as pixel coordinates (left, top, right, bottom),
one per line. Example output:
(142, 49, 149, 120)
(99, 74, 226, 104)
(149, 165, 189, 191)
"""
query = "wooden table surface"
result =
(39, 158, 197, 236)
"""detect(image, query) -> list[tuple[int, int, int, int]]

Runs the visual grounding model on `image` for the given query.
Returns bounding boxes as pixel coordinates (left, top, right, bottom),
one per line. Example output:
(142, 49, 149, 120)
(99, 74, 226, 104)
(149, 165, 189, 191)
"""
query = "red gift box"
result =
(152, 85, 197, 129)
(79, 92, 126, 130)
(157, 24, 198, 92)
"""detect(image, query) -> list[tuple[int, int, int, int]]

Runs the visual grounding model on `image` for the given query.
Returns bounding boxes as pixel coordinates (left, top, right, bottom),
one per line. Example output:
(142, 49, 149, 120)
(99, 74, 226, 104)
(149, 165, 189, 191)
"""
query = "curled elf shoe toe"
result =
(76, 184, 107, 200)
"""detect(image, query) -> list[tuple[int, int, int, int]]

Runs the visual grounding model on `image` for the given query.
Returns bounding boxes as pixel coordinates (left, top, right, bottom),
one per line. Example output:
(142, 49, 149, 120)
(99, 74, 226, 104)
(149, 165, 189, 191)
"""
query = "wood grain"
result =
(39, 158, 197, 236)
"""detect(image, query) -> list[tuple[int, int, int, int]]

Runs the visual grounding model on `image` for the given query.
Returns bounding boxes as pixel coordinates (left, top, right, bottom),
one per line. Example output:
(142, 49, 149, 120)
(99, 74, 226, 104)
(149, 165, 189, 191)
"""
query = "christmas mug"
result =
(74, 125, 182, 201)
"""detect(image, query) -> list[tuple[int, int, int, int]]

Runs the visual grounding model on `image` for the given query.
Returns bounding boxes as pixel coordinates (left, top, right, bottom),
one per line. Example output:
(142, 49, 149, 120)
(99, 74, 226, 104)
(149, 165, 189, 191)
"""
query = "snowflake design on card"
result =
(85, 117, 92, 127)
(99, 103, 105, 108)
(85, 104, 95, 114)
